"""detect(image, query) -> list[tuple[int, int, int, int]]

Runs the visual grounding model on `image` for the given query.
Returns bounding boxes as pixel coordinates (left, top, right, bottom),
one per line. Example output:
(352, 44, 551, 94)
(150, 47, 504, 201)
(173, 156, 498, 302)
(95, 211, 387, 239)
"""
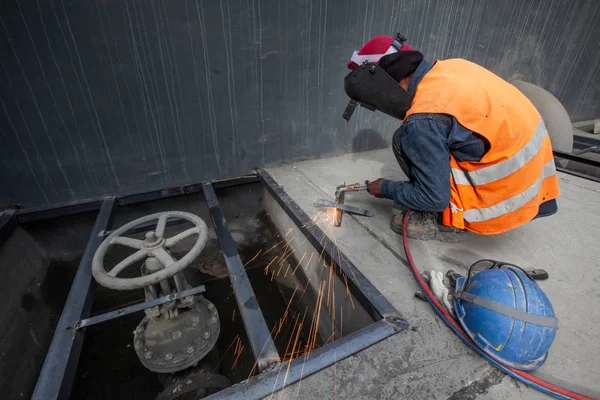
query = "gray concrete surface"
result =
(265, 148, 600, 399)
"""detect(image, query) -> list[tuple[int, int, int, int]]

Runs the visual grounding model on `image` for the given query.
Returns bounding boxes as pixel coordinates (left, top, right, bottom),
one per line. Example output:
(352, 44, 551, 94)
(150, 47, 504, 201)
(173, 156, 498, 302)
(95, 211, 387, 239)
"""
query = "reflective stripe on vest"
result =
(451, 120, 549, 186)
(463, 160, 556, 223)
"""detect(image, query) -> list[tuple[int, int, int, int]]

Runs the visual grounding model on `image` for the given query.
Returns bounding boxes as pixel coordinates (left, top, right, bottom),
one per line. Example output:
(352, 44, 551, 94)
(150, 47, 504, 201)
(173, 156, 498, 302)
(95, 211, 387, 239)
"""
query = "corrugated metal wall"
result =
(1, 0, 599, 207)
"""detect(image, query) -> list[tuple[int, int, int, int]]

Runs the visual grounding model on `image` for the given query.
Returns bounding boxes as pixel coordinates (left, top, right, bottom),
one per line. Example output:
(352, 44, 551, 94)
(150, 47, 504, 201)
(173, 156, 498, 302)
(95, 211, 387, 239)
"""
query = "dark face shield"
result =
(342, 63, 413, 121)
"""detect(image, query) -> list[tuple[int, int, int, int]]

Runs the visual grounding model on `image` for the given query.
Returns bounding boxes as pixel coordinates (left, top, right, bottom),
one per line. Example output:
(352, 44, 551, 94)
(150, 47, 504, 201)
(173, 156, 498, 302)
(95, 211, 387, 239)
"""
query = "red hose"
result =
(402, 211, 594, 400)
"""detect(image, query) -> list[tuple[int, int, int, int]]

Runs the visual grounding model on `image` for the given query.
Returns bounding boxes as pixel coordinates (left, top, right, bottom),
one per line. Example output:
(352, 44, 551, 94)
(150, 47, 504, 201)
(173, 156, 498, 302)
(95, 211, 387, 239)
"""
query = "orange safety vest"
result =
(405, 59, 560, 234)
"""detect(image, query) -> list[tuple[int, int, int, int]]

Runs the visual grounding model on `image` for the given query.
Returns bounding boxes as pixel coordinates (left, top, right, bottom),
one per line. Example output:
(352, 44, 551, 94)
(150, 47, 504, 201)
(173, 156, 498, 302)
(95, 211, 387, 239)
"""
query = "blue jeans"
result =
(392, 128, 412, 181)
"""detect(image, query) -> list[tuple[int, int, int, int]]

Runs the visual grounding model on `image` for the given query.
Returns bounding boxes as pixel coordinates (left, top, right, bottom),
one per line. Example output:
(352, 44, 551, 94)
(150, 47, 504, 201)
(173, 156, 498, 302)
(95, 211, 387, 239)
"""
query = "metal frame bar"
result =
(32, 198, 117, 400)
(72, 285, 206, 331)
(572, 133, 600, 157)
(556, 166, 600, 183)
(118, 174, 258, 206)
(553, 150, 600, 168)
(573, 134, 600, 148)
(205, 317, 406, 400)
(572, 146, 600, 156)
(258, 169, 402, 321)
(202, 182, 281, 372)
(0, 211, 17, 246)
(15, 174, 259, 224)
(20, 170, 408, 400)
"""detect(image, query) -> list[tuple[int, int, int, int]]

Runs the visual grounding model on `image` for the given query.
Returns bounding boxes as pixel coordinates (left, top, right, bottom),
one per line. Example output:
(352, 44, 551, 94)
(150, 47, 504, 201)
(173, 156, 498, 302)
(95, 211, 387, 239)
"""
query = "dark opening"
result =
(5, 180, 386, 400)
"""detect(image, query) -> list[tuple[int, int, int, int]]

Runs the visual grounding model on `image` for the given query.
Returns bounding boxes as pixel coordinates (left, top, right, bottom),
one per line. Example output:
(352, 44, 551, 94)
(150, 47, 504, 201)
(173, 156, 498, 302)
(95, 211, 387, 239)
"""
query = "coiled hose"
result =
(401, 211, 594, 400)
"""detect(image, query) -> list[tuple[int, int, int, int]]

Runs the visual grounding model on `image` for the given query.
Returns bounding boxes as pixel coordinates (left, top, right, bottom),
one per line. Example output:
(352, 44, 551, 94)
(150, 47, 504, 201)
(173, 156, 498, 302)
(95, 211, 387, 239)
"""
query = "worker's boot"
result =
(390, 212, 466, 242)
(392, 203, 409, 216)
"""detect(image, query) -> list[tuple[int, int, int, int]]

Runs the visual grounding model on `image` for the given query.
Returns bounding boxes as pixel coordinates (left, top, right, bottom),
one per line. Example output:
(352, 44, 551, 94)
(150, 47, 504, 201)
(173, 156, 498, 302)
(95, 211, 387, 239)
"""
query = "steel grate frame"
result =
(1, 170, 407, 400)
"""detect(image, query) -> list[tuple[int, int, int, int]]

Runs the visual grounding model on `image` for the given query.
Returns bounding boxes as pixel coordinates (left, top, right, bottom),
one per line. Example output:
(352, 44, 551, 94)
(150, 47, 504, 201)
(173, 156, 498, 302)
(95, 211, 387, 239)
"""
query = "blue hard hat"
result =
(453, 260, 558, 370)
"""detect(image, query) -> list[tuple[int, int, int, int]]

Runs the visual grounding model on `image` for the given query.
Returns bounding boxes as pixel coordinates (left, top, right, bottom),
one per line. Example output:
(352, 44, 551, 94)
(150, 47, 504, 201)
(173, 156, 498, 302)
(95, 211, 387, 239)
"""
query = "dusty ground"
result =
(266, 147, 600, 399)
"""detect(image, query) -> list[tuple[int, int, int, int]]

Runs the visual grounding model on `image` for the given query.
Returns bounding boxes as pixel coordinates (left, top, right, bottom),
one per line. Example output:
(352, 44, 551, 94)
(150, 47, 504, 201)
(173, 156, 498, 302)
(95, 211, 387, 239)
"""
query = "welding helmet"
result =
(343, 34, 413, 121)
(453, 260, 558, 370)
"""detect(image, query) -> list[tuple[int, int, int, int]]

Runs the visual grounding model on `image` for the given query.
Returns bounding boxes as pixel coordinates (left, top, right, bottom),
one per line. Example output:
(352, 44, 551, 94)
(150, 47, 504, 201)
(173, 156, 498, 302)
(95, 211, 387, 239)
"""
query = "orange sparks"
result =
(331, 273, 336, 339)
(265, 239, 284, 254)
(289, 252, 306, 277)
(318, 243, 327, 263)
(348, 264, 360, 287)
(278, 285, 299, 334)
(281, 311, 305, 390)
(327, 207, 338, 225)
(280, 242, 290, 257)
(231, 338, 244, 370)
(264, 256, 279, 274)
(298, 278, 311, 301)
(244, 250, 262, 267)
(278, 246, 294, 266)
(232, 309, 236, 321)
(327, 262, 333, 308)
(343, 273, 351, 296)
(305, 280, 326, 355)
(324, 331, 336, 344)
(271, 310, 308, 400)
(283, 348, 307, 359)
(243, 248, 263, 268)
(312, 280, 326, 349)
(305, 307, 316, 354)
(282, 314, 301, 361)
(336, 239, 343, 275)
(217, 334, 239, 368)
(336, 238, 353, 250)
(302, 212, 324, 229)
(303, 252, 315, 272)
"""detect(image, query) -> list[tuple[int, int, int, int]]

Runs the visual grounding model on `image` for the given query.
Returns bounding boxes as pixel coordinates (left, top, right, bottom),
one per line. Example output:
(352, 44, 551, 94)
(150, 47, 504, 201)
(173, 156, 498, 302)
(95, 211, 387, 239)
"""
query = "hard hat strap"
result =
(455, 290, 559, 328)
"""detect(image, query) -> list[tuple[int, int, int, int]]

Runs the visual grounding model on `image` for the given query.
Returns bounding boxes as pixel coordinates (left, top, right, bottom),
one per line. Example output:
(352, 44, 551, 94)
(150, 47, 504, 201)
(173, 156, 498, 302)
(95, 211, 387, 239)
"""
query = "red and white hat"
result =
(347, 35, 414, 70)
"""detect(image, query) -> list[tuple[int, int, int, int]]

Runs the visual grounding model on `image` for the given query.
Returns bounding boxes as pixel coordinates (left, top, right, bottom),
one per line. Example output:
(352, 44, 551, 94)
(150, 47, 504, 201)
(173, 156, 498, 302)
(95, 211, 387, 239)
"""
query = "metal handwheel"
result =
(92, 211, 208, 291)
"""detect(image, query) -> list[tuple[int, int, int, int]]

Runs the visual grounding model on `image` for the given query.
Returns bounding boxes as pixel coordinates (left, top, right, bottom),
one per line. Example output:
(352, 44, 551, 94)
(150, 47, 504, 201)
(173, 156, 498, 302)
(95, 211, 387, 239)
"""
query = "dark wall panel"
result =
(1, 0, 599, 207)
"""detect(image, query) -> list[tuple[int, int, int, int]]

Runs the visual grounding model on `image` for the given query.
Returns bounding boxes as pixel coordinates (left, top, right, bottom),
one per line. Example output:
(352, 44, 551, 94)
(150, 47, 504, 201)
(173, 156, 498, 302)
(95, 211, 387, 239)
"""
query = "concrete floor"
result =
(266, 148, 600, 399)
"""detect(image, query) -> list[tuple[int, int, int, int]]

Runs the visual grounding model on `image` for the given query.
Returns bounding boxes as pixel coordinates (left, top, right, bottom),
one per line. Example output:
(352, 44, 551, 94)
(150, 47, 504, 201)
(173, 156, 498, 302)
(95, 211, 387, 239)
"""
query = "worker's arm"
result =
(380, 117, 452, 212)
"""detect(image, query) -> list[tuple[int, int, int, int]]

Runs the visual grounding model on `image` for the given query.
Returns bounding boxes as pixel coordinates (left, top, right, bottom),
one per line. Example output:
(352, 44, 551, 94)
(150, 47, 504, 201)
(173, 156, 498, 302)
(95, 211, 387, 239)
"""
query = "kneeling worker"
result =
(343, 34, 559, 241)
